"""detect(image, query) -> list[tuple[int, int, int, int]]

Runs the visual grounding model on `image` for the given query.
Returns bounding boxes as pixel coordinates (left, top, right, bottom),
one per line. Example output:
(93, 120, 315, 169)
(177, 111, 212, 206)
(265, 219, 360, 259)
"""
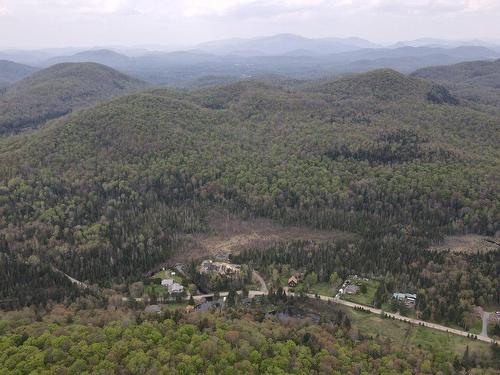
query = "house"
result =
(288, 276, 298, 288)
(200, 260, 240, 276)
(393, 293, 417, 304)
(344, 284, 360, 294)
(161, 279, 184, 294)
(144, 305, 162, 314)
(161, 279, 174, 287)
(168, 283, 184, 294)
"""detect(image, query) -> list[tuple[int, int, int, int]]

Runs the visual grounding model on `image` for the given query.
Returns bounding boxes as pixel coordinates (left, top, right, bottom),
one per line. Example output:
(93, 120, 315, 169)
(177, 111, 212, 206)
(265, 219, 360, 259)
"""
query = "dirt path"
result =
(51, 266, 88, 289)
(253, 270, 268, 293)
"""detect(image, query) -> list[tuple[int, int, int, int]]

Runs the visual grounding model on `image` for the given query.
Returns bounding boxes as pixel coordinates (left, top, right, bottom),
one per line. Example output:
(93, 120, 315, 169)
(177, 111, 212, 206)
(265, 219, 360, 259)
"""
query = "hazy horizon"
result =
(1, 0, 500, 49)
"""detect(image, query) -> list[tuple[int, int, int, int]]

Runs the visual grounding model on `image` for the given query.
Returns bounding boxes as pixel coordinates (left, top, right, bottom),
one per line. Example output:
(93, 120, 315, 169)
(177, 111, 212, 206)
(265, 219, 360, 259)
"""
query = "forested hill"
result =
(412, 59, 500, 88)
(0, 69, 498, 307)
(0, 59, 37, 83)
(0, 62, 147, 134)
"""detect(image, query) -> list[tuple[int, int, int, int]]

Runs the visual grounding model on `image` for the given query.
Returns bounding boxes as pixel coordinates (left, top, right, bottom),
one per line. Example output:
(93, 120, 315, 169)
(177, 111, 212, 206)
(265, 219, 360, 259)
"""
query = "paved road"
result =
(481, 311, 490, 337)
(296, 293, 498, 345)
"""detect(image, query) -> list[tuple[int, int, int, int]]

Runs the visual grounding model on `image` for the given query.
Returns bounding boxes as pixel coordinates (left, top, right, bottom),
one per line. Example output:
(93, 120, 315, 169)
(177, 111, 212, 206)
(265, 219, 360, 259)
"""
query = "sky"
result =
(1, 0, 500, 48)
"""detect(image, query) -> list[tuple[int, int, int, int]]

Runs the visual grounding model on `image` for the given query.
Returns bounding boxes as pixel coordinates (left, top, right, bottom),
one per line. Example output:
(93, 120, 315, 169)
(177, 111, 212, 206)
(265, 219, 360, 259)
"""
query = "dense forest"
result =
(0, 306, 498, 374)
(0, 68, 498, 325)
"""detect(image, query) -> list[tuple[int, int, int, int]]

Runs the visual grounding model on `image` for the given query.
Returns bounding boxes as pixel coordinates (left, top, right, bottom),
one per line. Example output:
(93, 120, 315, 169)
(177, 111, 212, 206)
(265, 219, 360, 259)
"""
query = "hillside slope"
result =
(0, 69, 498, 307)
(0, 59, 37, 82)
(43, 49, 132, 68)
(412, 59, 500, 88)
(0, 62, 147, 134)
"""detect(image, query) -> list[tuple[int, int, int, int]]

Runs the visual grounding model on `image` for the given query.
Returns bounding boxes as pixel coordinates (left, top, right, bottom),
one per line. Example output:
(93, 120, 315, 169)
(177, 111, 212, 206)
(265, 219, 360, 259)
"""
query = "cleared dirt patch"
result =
(429, 235, 500, 253)
(171, 212, 356, 263)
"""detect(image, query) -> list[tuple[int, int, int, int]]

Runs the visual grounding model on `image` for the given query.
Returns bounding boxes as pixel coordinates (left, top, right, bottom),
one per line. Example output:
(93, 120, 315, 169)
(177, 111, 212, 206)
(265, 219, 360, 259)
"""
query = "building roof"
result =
(144, 305, 161, 313)
(167, 282, 184, 293)
(288, 276, 298, 284)
(345, 284, 359, 294)
(393, 292, 417, 300)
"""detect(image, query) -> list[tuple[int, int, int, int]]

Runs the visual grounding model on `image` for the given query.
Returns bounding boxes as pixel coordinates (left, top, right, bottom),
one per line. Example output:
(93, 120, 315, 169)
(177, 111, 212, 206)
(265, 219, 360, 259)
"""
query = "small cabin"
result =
(288, 276, 298, 288)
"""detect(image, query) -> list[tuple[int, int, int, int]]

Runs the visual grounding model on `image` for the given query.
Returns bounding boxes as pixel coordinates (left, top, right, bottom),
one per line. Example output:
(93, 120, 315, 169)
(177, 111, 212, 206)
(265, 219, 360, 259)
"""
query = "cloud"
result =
(5, 0, 500, 19)
(0, 0, 7, 15)
(178, 0, 500, 20)
(2, 0, 500, 47)
(339, 0, 500, 15)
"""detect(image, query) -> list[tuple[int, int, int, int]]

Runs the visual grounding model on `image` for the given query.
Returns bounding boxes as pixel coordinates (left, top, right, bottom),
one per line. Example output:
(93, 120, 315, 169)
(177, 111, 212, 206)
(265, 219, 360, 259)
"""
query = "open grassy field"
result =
(347, 308, 492, 359)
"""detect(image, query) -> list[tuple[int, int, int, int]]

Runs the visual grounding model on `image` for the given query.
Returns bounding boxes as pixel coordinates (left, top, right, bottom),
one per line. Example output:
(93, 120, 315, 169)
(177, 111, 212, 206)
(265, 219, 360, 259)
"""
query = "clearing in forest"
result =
(172, 212, 356, 262)
(429, 235, 500, 253)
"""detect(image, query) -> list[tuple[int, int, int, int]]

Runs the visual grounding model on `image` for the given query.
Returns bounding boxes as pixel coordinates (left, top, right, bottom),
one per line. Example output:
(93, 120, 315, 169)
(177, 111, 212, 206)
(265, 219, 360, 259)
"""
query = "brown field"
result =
(429, 235, 500, 253)
(171, 211, 356, 263)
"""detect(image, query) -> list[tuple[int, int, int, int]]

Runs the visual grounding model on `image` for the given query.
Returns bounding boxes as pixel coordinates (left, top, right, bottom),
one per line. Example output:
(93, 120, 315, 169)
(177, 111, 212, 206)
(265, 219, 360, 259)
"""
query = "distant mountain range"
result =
(195, 33, 380, 56)
(1, 34, 499, 86)
(25, 45, 499, 86)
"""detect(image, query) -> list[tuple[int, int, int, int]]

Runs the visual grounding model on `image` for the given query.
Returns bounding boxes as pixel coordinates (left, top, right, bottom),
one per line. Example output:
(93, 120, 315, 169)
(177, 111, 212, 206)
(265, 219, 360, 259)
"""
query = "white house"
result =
(161, 279, 184, 294)
(161, 279, 174, 287)
(169, 283, 184, 294)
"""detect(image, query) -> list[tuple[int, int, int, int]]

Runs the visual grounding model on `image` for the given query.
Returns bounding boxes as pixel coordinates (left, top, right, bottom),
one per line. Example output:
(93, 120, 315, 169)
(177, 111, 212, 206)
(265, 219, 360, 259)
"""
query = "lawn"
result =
(279, 275, 290, 288)
(469, 317, 483, 335)
(310, 282, 336, 297)
(152, 269, 183, 284)
(341, 279, 379, 306)
(144, 284, 168, 296)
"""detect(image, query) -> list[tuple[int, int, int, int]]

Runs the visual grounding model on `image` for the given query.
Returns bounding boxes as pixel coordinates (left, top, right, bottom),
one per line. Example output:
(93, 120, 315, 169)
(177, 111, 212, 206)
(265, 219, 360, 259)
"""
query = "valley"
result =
(0, 37, 499, 373)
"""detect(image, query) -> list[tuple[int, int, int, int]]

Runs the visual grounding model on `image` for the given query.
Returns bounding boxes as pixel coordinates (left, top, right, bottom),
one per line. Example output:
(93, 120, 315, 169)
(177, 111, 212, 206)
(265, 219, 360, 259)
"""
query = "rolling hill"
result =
(0, 62, 147, 134)
(0, 69, 498, 305)
(410, 59, 500, 115)
(0, 59, 38, 82)
(43, 49, 132, 68)
(412, 58, 500, 88)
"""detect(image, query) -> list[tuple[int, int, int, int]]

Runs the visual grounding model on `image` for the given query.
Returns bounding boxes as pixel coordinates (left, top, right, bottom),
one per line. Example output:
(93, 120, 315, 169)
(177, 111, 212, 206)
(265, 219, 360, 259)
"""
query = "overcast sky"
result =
(1, 0, 500, 48)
